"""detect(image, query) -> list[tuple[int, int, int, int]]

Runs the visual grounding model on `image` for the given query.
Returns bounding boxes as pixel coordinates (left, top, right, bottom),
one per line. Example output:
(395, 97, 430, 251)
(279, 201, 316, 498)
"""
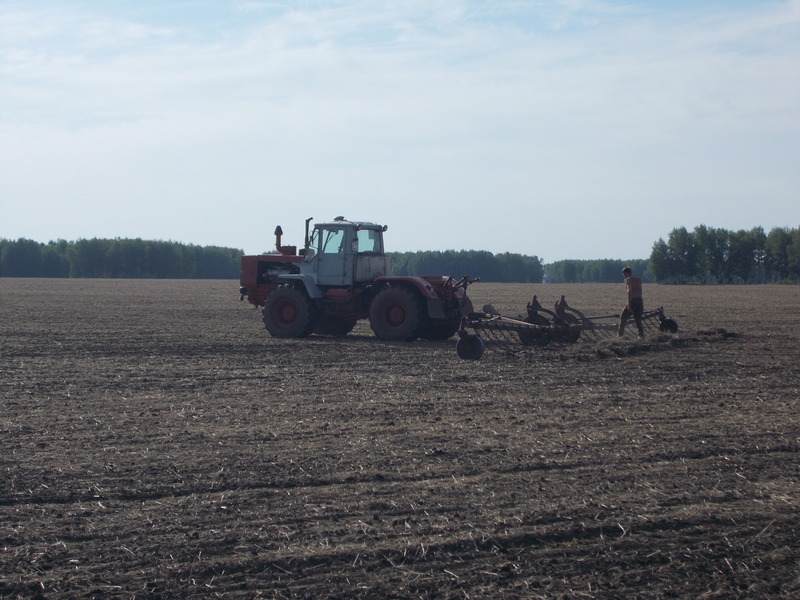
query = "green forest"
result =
(544, 258, 652, 283)
(0, 238, 545, 283)
(650, 225, 800, 284)
(0, 238, 242, 279)
(546, 225, 800, 284)
(388, 250, 544, 283)
(2, 224, 799, 283)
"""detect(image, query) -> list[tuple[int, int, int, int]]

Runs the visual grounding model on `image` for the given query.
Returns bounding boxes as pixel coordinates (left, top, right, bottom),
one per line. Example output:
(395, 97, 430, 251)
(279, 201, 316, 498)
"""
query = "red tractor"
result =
(239, 217, 476, 341)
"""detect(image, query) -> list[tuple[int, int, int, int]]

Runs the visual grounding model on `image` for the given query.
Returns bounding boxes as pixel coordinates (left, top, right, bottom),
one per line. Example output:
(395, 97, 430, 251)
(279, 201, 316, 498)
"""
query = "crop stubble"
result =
(1, 279, 799, 599)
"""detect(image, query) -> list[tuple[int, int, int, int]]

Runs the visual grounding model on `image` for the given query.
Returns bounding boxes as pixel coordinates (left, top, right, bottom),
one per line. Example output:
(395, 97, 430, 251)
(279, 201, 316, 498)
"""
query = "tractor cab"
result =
(301, 217, 390, 287)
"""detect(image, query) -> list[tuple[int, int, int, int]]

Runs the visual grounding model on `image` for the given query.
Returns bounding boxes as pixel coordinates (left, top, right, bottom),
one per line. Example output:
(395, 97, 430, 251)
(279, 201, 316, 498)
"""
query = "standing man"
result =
(619, 266, 644, 339)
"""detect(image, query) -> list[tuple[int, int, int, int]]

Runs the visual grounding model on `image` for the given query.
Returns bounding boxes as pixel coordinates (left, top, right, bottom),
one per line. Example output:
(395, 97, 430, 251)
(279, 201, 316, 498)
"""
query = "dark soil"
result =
(1, 279, 798, 599)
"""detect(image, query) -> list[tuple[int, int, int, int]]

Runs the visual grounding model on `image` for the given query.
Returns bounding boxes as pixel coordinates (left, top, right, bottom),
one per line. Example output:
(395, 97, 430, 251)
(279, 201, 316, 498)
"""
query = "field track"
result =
(2, 279, 799, 599)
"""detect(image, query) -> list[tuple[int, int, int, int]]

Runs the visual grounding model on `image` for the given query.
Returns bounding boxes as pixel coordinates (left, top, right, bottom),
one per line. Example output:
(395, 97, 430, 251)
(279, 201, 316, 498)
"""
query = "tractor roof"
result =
(315, 217, 385, 230)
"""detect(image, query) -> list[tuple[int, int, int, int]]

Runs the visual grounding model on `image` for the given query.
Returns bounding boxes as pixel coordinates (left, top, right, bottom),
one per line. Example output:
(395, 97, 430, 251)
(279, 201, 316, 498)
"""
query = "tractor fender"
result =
(373, 276, 447, 319)
(278, 274, 324, 299)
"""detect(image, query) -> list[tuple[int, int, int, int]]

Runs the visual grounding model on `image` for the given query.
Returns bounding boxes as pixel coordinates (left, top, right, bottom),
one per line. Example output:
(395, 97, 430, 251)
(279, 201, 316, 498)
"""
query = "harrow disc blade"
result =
(660, 317, 679, 333)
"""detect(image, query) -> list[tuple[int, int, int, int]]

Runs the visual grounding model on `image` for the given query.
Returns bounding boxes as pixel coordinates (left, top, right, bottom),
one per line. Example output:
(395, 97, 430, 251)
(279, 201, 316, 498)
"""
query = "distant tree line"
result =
(4, 226, 799, 283)
(545, 259, 652, 283)
(650, 225, 800, 283)
(0, 238, 243, 279)
(388, 250, 545, 283)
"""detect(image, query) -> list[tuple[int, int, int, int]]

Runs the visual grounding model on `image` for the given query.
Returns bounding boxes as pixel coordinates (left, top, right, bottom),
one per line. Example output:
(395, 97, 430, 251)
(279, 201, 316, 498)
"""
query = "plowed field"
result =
(2, 278, 799, 599)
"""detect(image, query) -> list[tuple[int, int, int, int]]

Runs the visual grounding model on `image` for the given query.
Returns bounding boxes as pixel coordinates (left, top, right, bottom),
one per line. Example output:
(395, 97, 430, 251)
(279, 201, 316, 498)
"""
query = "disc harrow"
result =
(456, 295, 679, 360)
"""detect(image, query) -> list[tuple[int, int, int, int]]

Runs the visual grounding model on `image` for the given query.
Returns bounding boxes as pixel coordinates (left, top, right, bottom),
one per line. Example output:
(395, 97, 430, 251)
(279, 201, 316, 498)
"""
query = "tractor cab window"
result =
(356, 229, 382, 254)
(321, 228, 345, 254)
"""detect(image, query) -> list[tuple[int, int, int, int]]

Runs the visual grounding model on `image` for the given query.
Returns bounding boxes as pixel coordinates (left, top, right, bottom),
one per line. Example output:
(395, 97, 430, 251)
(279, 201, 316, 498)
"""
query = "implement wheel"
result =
(263, 286, 316, 338)
(457, 334, 485, 360)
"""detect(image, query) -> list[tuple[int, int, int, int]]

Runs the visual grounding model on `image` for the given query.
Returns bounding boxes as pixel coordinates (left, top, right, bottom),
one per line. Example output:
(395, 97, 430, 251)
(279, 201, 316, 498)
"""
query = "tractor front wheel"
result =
(369, 286, 424, 341)
(262, 286, 316, 337)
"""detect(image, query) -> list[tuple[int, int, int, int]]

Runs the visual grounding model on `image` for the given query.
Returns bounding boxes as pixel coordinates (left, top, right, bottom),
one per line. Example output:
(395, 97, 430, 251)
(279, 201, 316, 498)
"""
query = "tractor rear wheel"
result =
(262, 286, 317, 337)
(369, 286, 424, 341)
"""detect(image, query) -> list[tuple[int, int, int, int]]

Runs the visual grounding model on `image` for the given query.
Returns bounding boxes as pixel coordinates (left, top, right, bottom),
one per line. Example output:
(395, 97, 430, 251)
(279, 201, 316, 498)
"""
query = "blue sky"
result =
(1, 0, 798, 261)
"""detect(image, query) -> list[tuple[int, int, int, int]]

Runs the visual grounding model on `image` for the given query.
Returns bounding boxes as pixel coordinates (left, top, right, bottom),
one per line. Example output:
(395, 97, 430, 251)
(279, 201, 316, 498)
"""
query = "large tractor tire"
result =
(262, 286, 317, 338)
(369, 286, 425, 341)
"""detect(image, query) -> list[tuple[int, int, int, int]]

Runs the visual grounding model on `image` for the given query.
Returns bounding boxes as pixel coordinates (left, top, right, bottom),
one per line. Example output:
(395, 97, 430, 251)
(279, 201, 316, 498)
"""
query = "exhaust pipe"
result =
(304, 217, 313, 249)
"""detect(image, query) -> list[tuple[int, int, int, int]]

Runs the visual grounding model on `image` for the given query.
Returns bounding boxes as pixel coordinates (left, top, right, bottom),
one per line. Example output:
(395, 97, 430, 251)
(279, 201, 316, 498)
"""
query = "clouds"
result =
(1, 1, 798, 260)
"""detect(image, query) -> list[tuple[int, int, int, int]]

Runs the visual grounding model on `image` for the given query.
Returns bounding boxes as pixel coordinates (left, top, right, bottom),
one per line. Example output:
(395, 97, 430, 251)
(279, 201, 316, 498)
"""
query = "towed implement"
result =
(456, 295, 679, 360)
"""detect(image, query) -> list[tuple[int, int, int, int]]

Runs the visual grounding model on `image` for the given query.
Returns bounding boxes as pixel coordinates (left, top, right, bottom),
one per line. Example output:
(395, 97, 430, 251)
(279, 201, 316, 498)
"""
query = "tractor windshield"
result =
(321, 229, 345, 254)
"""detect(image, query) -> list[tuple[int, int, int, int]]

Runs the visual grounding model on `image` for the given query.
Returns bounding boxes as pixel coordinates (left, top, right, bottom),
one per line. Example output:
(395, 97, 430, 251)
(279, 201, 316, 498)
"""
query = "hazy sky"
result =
(1, 1, 798, 261)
